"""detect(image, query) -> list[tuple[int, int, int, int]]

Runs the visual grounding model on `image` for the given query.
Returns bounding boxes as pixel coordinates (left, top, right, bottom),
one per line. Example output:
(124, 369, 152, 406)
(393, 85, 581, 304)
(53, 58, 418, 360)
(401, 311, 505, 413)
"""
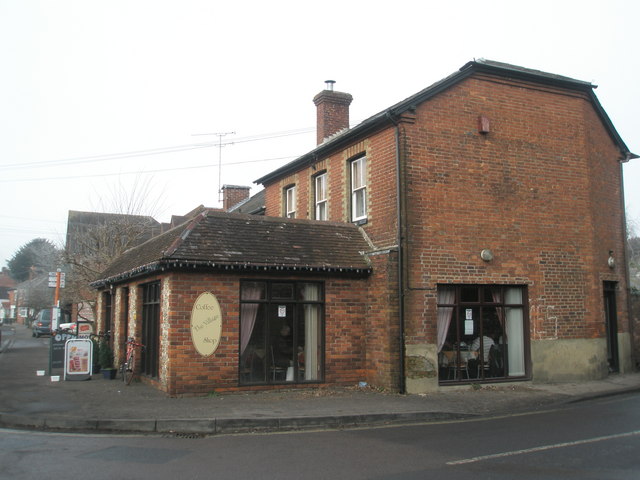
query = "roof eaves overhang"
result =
(91, 259, 372, 289)
(90, 261, 163, 290)
(462, 60, 596, 91)
(587, 91, 638, 162)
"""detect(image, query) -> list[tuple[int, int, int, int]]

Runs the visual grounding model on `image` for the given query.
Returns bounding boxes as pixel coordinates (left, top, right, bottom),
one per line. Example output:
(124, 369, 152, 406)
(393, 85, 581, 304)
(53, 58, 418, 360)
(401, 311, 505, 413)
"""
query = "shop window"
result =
(437, 284, 528, 383)
(140, 281, 160, 378)
(272, 283, 294, 300)
(121, 287, 129, 348)
(240, 281, 323, 385)
(103, 291, 113, 337)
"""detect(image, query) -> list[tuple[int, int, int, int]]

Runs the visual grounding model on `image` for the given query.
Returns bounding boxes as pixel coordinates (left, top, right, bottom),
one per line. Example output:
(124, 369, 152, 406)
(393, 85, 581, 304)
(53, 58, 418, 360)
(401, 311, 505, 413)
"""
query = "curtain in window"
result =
(505, 287, 525, 376)
(491, 287, 505, 340)
(240, 286, 262, 355)
(437, 286, 455, 352)
(351, 158, 367, 220)
(315, 174, 327, 220)
(302, 284, 320, 380)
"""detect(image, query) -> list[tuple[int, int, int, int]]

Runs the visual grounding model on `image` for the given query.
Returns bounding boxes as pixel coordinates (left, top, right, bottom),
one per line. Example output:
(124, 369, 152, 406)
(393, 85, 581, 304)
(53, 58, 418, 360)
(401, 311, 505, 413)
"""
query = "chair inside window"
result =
(488, 344, 504, 377)
(442, 350, 469, 380)
(270, 346, 287, 381)
(241, 348, 265, 383)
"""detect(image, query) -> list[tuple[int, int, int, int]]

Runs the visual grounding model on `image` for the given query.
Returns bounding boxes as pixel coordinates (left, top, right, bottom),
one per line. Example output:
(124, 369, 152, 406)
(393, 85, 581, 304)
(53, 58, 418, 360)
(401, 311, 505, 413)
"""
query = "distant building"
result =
(0, 268, 16, 322)
(65, 211, 162, 257)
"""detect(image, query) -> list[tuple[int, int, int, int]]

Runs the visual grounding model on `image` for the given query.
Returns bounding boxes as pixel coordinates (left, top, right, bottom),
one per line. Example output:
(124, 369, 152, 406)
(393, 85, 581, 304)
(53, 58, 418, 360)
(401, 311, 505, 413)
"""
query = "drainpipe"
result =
(387, 111, 406, 394)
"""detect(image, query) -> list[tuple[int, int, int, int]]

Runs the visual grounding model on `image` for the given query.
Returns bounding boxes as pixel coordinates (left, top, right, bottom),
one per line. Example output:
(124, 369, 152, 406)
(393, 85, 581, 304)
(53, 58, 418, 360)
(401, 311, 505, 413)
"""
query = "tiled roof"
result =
(92, 210, 372, 287)
(228, 189, 265, 215)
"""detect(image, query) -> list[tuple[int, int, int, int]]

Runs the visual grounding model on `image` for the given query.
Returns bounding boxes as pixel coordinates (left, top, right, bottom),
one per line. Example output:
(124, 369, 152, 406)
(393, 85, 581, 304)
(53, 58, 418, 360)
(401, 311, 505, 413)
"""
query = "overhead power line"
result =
(0, 127, 314, 172)
(0, 155, 298, 184)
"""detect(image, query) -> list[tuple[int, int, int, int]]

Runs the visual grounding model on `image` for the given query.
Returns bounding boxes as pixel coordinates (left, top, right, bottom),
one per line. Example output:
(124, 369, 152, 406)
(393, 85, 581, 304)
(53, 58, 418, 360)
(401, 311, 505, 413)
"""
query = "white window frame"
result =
(285, 185, 296, 218)
(350, 156, 367, 222)
(314, 173, 327, 221)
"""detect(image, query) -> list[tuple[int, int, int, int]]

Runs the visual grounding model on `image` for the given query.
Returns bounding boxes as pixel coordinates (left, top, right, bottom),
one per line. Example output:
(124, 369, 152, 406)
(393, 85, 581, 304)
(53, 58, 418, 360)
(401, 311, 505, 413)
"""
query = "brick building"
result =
(92, 60, 637, 395)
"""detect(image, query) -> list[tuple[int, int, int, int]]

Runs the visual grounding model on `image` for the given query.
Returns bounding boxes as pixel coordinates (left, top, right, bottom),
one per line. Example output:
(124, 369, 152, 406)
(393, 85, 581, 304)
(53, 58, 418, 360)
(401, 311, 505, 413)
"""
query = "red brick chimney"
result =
(222, 185, 251, 210)
(313, 80, 353, 145)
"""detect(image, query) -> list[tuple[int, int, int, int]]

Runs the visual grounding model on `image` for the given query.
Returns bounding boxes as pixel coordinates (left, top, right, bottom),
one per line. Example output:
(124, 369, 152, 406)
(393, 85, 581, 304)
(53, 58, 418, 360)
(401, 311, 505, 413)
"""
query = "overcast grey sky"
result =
(1, 0, 638, 268)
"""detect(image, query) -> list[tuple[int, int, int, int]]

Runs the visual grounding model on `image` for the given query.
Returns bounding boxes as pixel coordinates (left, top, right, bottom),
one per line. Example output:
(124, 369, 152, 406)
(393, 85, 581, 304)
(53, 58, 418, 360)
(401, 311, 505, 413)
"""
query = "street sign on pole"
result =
(48, 271, 65, 288)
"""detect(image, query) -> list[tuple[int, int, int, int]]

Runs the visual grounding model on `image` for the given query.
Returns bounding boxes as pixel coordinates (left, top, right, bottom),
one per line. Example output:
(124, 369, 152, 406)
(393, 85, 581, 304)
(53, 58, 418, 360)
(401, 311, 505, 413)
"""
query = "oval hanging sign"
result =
(190, 292, 223, 357)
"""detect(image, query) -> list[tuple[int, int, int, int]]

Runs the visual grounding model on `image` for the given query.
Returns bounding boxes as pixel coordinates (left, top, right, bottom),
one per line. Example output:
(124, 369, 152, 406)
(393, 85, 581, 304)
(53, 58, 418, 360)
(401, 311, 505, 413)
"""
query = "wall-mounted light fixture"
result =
(608, 250, 615, 269)
(478, 115, 490, 134)
(480, 249, 494, 262)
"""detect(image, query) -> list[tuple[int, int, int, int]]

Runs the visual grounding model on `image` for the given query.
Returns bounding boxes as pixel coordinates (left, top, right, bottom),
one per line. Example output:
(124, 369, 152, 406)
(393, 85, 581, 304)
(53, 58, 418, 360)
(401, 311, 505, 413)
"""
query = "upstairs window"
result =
(314, 173, 327, 221)
(350, 156, 367, 222)
(285, 185, 296, 218)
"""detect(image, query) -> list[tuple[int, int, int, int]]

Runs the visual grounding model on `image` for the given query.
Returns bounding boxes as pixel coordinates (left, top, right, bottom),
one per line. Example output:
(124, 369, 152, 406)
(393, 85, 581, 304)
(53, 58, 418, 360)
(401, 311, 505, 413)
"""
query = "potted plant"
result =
(99, 341, 116, 379)
(92, 338, 101, 374)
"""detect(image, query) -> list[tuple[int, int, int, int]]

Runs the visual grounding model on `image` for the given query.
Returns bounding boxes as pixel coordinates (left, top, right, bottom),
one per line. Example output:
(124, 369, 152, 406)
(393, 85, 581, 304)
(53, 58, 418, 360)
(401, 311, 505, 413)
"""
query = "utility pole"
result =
(48, 268, 65, 331)
(192, 131, 235, 205)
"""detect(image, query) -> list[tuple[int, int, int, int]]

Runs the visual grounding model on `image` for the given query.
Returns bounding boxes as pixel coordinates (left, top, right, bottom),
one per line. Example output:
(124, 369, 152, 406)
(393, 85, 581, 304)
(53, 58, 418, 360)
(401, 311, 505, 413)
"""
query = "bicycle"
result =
(121, 337, 145, 385)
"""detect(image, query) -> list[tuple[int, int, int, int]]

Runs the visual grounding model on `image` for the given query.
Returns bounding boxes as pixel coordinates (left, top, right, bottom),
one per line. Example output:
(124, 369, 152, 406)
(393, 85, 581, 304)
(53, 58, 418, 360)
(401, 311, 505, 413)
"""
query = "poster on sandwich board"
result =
(64, 338, 93, 381)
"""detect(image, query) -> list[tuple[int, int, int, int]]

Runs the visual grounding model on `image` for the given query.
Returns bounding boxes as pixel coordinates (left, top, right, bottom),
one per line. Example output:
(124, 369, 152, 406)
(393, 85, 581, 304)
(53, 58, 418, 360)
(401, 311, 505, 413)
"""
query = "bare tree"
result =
(62, 177, 165, 320)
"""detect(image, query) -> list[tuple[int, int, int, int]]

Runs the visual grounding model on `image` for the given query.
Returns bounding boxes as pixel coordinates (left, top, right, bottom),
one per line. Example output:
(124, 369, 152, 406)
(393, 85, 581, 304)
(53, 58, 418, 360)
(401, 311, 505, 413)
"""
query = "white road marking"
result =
(447, 430, 640, 465)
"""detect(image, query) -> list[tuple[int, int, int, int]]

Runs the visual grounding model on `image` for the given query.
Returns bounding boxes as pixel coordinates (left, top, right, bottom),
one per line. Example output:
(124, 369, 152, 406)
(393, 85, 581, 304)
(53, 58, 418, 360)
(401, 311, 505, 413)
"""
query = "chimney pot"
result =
(313, 82, 353, 145)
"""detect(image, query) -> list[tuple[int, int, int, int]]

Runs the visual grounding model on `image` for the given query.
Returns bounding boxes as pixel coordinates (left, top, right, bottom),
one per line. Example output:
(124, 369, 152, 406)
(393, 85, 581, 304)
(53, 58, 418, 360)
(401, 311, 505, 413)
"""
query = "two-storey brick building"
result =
(92, 60, 636, 395)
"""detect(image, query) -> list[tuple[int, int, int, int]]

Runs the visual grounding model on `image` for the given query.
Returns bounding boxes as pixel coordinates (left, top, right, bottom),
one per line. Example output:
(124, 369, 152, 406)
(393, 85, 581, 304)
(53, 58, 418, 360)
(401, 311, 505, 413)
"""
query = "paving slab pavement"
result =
(1, 323, 639, 435)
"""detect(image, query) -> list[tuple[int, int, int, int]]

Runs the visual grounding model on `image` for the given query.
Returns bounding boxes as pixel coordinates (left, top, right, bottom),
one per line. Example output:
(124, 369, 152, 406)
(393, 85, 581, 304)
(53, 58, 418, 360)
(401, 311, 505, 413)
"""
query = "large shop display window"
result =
(437, 285, 528, 383)
(240, 281, 323, 385)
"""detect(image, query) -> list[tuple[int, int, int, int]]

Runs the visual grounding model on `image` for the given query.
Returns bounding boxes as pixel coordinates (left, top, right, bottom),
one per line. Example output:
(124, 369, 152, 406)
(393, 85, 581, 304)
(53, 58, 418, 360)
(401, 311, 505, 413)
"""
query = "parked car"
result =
(31, 310, 52, 337)
(31, 308, 71, 337)
(58, 321, 77, 334)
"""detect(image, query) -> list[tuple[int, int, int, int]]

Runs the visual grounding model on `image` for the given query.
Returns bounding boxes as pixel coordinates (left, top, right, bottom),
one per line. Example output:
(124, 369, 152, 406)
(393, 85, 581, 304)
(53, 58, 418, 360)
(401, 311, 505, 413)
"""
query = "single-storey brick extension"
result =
(92, 60, 637, 395)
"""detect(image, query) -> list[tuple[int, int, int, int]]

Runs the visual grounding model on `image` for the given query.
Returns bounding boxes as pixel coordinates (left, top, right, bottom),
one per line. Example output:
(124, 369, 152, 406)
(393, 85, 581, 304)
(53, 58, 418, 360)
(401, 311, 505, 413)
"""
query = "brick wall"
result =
(222, 185, 250, 211)
(263, 133, 399, 248)
(399, 75, 627, 348)
(99, 270, 373, 396)
(313, 90, 353, 145)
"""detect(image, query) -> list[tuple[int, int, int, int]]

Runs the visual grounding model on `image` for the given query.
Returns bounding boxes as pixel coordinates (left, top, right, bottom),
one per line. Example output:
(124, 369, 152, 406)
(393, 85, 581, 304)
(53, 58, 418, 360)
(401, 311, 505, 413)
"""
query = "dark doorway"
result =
(141, 281, 160, 378)
(103, 291, 113, 349)
(603, 281, 619, 373)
